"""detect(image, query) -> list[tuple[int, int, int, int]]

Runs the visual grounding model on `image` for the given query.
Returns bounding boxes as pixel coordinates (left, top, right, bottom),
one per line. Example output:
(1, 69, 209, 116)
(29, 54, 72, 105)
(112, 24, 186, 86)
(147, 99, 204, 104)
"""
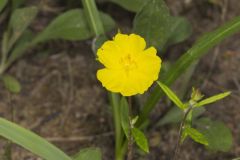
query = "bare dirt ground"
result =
(0, 0, 240, 160)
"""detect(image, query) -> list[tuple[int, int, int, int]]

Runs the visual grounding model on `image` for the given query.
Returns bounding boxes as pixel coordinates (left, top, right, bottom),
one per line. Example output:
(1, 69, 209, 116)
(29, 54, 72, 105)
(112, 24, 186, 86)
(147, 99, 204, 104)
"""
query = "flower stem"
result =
(109, 93, 124, 160)
(172, 106, 192, 160)
(127, 97, 133, 160)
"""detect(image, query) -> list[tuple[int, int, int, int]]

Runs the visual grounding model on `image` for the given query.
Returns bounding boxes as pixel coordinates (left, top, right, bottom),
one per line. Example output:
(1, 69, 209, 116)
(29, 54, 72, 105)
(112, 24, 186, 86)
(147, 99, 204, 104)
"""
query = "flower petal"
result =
(120, 71, 153, 96)
(137, 47, 162, 80)
(113, 33, 146, 55)
(128, 34, 146, 54)
(113, 33, 130, 52)
(97, 68, 126, 92)
(97, 41, 122, 69)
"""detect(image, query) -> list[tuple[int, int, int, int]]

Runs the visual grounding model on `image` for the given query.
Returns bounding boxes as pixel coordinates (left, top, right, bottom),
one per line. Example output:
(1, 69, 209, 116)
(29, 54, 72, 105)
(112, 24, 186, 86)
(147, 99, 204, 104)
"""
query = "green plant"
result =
(157, 82, 231, 159)
(0, 0, 239, 160)
(0, 1, 115, 93)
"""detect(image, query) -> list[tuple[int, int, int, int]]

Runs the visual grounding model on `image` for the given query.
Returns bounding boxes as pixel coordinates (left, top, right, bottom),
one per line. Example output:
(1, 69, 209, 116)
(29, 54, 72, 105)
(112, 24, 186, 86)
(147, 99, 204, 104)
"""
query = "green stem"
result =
(109, 93, 124, 160)
(127, 97, 133, 160)
(172, 106, 192, 160)
(81, 0, 104, 36)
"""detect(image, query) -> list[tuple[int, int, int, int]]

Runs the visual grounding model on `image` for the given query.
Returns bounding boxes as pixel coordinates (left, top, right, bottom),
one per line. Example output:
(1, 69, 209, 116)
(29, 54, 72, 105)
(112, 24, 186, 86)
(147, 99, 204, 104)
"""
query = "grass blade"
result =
(82, 0, 104, 36)
(0, 118, 72, 160)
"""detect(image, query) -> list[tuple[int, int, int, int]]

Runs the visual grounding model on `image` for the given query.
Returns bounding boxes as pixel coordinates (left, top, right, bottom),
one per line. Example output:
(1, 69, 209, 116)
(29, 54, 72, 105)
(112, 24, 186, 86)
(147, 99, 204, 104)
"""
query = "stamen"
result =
(120, 54, 137, 75)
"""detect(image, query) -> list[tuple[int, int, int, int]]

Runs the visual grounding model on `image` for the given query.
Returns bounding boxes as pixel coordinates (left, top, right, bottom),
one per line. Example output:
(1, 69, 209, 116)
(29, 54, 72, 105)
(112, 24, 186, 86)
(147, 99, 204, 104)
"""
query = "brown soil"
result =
(0, 0, 240, 160)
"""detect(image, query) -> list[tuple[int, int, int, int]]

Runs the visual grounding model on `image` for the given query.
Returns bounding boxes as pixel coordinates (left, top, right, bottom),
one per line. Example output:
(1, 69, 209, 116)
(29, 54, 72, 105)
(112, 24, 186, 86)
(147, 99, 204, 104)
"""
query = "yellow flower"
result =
(97, 33, 162, 96)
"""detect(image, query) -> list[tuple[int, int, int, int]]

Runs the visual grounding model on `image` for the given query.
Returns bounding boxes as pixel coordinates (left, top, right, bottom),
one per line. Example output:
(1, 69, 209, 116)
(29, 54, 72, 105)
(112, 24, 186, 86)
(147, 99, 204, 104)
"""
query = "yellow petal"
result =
(97, 68, 126, 93)
(128, 34, 146, 54)
(113, 33, 130, 52)
(120, 71, 153, 96)
(137, 47, 162, 80)
(97, 41, 122, 69)
(113, 33, 146, 55)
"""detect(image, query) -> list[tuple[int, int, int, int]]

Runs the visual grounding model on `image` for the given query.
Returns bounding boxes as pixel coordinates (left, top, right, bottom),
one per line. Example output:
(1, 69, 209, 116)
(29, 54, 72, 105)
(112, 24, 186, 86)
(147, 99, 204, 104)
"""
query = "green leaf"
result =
(0, 118, 72, 160)
(195, 91, 231, 107)
(9, 6, 38, 48)
(0, 0, 7, 12)
(132, 128, 149, 153)
(196, 119, 232, 152)
(7, 30, 34, 66)
(73, 148, 101, 160)
(184, 127, 208, 145)
(1, 75, 21, 93)
(131, 116, 139, 125)
(102, 13, 115, 33)
(133, 0, 171, 49)
(157, 81, 185, 110)
(107, 0, 147, 12)
(138, 16, 240, 126)
(133, 1, 191, 50)
(167, 16, 192, 46)
(120, 97, 130, 138)
(33, 9, 115, 44)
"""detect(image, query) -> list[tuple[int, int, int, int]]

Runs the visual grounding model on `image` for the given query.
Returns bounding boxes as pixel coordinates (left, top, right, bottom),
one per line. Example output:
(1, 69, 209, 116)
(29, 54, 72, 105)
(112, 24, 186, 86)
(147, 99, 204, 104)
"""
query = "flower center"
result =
(120, 54, 137, 75)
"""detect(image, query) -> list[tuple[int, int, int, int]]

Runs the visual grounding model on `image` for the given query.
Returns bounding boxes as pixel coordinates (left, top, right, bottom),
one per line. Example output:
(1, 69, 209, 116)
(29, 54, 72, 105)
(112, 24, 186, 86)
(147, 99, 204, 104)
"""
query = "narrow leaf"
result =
(185, 127, 208, 145)
(195, 91, 231, 107)
(132, 128, 149, 153)
(131, 116, 139, 125)
(7, 30, 34, 66)
(1, 75, 21, 93)
(9, 6, 38, 48)
(138, 16, 240, 126)
(120, 97, 130, 138)
(73, 148, 101, 160)
(0, 0, 7, 12)
(157, 81, 185, 110)
(0, 118, 72, 160)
